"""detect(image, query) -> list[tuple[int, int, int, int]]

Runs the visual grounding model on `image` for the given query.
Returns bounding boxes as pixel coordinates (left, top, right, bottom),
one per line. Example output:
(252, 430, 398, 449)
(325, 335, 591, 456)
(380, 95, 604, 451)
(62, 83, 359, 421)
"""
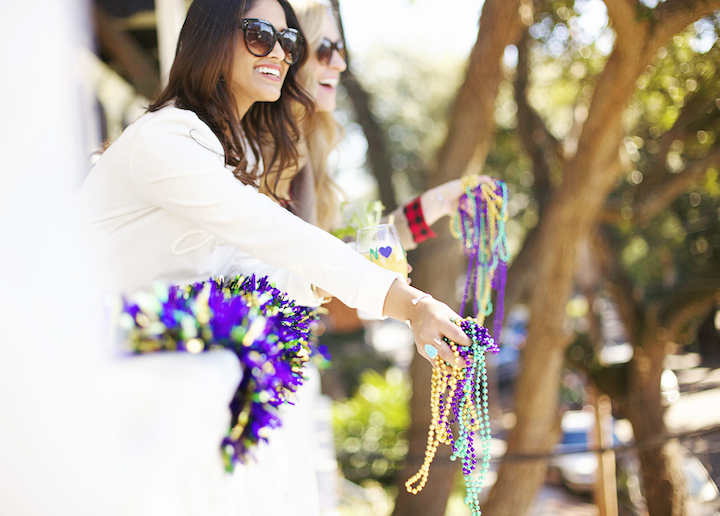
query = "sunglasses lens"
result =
(316, 39, 333, 64)
(244, 21, 274, 57)
(336, 40, 346, 61)
(280, 30, 301, 64)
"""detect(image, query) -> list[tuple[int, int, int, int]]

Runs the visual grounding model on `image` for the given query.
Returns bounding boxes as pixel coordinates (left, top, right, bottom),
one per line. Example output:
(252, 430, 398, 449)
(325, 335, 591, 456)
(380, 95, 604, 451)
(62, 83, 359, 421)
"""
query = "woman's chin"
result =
(257, 90, 282, 104)
(315, 96, 336, 113)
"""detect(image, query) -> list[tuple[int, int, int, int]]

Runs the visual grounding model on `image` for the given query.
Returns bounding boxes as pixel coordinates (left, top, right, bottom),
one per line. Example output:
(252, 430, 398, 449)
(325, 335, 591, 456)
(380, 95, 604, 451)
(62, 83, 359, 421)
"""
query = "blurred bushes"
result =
(333, 367, 411, 485)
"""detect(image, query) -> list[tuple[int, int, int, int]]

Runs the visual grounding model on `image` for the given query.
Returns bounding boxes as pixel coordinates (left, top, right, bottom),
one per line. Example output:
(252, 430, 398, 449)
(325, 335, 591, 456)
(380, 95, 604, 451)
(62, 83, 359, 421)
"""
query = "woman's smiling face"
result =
(306, 10, 347, 113)
(230, 0, 291, 116)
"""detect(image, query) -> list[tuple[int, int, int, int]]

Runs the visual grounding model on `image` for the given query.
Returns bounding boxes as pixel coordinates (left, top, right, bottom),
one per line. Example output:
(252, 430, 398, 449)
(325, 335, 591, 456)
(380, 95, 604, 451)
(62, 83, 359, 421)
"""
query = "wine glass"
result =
(356, 224, 408, 278)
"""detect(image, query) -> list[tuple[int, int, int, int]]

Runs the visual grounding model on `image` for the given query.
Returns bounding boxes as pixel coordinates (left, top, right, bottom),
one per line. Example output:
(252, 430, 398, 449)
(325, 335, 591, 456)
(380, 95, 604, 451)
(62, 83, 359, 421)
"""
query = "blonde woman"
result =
(254, 3, 491, 514)
(264, 0, 490, 254)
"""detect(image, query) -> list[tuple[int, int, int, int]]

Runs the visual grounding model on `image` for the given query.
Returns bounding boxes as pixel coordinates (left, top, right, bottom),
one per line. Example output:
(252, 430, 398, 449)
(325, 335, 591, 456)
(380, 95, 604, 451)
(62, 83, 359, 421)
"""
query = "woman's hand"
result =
(382, 280, 470, 367)
(408, 296, 470, 367)
(420, 175, 493, 225)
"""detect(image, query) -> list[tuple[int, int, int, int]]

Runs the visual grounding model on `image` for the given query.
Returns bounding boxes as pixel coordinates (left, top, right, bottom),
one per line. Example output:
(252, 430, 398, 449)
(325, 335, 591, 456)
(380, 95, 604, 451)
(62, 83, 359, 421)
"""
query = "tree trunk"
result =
(341, 70, 397, 211)
(431, 0, 524, 185)
(483, 197, 580, 514)
(628, 330, 687, 516)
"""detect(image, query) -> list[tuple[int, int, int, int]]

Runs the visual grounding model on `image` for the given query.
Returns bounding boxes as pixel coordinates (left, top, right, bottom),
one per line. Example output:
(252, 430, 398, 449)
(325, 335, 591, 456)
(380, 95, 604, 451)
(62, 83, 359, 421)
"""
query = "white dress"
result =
(70, 105, 403, 515)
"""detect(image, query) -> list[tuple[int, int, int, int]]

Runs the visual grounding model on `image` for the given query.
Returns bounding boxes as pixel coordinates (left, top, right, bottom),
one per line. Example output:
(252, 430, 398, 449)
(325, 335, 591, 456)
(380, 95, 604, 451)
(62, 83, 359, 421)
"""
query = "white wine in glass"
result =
(356, 224, 408, 278)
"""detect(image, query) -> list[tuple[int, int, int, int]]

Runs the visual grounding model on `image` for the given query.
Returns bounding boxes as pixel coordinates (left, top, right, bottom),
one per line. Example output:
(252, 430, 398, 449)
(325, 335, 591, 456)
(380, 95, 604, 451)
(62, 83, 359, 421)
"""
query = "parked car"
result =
(494, 307, 528, 384)
(549, 410, 619, 493)
(661, 368, 680, 404)
(549, 410, 720, 515)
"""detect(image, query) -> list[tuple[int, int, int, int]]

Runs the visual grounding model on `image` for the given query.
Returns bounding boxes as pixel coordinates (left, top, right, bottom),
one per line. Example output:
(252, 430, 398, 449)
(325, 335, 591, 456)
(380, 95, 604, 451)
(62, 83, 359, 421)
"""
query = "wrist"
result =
(403, 293, 434, 329)
(419, 190, 442, 225)
(382, 280, 427, 322)
(404, 196, 438, 244)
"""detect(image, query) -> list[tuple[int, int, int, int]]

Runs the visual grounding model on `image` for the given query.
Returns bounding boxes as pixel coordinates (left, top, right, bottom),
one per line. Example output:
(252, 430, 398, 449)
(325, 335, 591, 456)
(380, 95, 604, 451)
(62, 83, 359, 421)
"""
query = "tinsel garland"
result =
(119, 274, 328, 471)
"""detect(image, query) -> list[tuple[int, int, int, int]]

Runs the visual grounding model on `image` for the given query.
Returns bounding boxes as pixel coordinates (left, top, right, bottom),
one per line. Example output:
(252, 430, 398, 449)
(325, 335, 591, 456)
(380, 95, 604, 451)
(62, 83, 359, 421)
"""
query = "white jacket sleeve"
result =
(128, 110, 401, 319)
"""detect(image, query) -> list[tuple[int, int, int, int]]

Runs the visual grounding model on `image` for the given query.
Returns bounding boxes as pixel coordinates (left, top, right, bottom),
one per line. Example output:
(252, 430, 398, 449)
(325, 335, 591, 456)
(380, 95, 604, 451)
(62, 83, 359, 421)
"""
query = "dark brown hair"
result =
(148, 0, 314, 195)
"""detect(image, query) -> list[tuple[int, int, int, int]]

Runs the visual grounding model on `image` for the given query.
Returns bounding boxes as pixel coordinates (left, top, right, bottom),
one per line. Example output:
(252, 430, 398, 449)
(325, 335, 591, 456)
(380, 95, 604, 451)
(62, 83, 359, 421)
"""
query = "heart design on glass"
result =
(379, 246, 393, 258)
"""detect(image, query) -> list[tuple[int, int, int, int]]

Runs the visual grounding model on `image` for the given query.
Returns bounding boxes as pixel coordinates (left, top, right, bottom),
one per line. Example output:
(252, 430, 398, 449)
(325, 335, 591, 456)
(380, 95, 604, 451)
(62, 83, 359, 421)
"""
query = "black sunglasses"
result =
(241, 18, 303, 65)
(316, 38, 346, 65)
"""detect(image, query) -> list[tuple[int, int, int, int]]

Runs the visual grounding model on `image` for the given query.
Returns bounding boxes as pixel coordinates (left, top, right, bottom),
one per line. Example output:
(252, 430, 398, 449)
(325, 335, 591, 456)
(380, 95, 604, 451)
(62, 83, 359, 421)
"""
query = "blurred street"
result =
(529, 486, 596, 516)
(672, 355, 720, 493)
(527, 352, 720, 516)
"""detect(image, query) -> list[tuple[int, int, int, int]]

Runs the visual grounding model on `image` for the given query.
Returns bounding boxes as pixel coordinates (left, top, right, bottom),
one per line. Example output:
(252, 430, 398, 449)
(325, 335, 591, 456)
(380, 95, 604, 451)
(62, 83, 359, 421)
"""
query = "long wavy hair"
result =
(148, 0, 315, 196)
(261, 0, 344, 230)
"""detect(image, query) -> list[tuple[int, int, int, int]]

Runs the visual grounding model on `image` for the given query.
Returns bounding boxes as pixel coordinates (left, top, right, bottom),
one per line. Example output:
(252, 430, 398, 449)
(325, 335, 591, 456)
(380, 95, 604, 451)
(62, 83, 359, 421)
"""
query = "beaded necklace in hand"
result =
(405, 177, 510, 514)
(405, 317, 499, 516)
(450, 176, 510, 341)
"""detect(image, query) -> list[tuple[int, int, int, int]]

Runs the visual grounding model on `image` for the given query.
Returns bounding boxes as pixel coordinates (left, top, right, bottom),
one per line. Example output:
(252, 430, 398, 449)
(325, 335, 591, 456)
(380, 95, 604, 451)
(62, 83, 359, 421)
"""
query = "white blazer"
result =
(71, 105, 401, 318)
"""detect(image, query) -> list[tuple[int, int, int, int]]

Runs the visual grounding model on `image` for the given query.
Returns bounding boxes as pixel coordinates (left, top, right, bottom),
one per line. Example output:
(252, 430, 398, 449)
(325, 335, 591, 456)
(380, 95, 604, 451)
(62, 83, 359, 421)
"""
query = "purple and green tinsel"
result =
(119, 274, 328, 472)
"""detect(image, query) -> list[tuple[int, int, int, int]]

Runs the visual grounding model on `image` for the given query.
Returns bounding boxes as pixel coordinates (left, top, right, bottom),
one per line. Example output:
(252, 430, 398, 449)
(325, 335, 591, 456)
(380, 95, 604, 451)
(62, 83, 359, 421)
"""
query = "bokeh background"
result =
(2, 0, 720, 515)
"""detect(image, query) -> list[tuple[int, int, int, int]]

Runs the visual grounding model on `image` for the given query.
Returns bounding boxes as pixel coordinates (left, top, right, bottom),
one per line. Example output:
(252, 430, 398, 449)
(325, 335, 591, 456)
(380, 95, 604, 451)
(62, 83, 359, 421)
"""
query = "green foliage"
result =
(506, 1, 720, 306)
(333, 367, 411, 485)
(611, 19, 720, 297)
(331, 200, 385, 239)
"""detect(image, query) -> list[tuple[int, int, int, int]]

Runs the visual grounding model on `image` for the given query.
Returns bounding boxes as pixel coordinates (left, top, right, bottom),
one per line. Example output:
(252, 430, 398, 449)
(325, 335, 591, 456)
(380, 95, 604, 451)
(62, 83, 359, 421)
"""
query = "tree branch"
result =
(505, 222, 541, 309)
(636, 91, 719, 198)
(565, 0, 719, 205)
(333, 2, 397, 213)
(514, 29, 560, 205)
(604, 0, 644, 49)
(341, 70, 397, 211)
(93, 5, 160, 99)
(594, 229, 645, 343)
(432, 0, 524, 185)
(635, 146, 720, 223)
(650, 0, 720, 54)
(333, 2, 396, 210)
(660, 277, 720, 335)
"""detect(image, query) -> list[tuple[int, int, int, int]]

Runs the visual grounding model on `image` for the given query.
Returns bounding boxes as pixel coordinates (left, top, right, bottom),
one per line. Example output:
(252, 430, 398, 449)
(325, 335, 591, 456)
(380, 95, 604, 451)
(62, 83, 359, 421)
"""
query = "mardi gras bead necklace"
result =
(406, 177, 510, 514)
(405, 318, 499, 515)
(450, 176, 510, 342)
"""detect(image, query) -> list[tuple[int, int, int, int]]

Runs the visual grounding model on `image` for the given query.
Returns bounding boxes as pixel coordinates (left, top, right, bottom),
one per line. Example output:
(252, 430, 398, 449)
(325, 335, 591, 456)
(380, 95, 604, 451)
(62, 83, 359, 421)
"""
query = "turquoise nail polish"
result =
(424, 344, 438, 359)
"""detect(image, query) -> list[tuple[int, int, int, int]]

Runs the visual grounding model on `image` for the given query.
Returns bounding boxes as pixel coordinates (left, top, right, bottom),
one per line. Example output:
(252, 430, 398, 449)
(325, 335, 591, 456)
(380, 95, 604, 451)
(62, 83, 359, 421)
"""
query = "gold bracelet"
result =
(311, 284, 332, 305)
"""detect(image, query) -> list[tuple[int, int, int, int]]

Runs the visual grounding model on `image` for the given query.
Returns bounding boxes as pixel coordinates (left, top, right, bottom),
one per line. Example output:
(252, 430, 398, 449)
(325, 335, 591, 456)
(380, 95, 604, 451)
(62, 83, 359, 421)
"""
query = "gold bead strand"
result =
(438, 342, 462, 445)
(405, 355, 447, 493)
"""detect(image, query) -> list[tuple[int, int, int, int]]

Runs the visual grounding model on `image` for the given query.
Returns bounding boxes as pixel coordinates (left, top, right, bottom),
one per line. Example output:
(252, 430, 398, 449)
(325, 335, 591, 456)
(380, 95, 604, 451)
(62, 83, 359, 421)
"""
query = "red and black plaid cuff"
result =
(403, 196, 437, 244)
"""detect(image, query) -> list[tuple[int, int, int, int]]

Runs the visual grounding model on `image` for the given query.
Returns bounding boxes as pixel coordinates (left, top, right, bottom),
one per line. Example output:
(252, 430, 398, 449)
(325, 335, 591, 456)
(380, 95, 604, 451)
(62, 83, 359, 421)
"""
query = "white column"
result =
(155, 0, 187, 85)
(0, 0, 115, 515)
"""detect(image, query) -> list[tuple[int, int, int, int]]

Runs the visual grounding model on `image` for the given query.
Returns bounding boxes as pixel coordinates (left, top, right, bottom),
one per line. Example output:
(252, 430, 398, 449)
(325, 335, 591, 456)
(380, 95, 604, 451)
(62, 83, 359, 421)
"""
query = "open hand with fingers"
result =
(405, 295, 472, 367)
(382, 279, 471, 366)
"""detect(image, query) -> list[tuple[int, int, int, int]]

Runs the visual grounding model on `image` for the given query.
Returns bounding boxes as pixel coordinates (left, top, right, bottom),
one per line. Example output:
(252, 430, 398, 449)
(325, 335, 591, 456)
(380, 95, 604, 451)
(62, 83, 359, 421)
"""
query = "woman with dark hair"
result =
(76, 0, 467, 394)
(149, 0, 311, 198)
(71, 0, 470, 512)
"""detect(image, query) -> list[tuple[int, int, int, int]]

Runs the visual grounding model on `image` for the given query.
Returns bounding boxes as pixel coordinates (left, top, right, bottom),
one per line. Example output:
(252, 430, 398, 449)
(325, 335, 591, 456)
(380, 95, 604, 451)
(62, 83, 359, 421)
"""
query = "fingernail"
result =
(433, 338, 443, 347)
(404, 319, 412, 329)
(424, 344, 438, 359)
